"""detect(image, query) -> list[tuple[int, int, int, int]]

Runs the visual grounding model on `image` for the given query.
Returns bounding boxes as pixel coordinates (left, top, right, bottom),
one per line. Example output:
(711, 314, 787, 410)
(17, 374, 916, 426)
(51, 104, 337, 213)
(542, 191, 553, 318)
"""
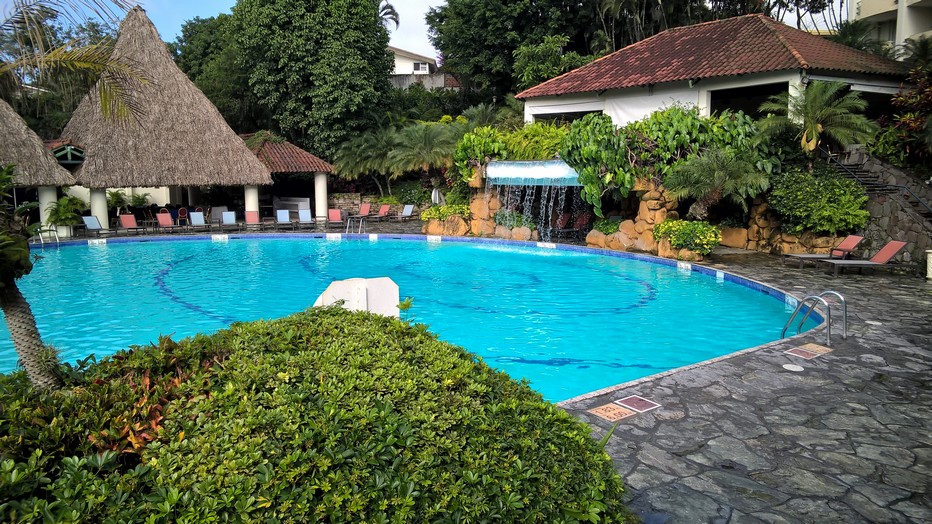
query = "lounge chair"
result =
(156, 212, 185, 234)
(782, 235, 864, 269)
(275, 209, 296, 231)
(821, 240, 908, 276)
(394, 204, 416, 221)
(208, 206, 228, 227)
(347, 203, 371, 233)
(296, 209, 316, 230)
(219, 211, 239, 232)
(177, 207, 190, 226)
(118, 214, 148, 235)
(327, 209, 346, 231)
(375, 204, 391, 221)
(81, 215, 114, 237)
(554, 212, 592, 240)
(189, 211, 212, 233)
(244, 210, 263, 231)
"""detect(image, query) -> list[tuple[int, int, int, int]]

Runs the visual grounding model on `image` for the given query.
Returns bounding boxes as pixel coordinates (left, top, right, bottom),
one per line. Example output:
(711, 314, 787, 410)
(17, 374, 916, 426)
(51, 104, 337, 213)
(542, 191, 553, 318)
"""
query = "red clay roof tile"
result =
(516, 14, 908, 99)
(241, 134, 333, 174)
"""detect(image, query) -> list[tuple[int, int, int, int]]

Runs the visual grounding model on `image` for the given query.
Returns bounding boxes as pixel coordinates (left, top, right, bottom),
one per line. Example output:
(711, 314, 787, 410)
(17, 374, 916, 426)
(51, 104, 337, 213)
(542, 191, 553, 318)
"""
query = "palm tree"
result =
(1, 0, 145, 123)
(388, 122, 457, 177)
(828, 20, 895, 59)
(376, 0, 399, 30)
(758, 80, 878, 169)
(902, 36, 932, 71)
(0, 165, 62, 388)
(664, 148, 770, 221)
(333, 124, 400, 196)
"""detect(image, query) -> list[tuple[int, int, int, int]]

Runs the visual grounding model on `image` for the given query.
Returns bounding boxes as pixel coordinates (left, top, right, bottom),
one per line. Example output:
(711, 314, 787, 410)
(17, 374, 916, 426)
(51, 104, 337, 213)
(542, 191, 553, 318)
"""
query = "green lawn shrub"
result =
(493, 210, 537, 230)
(1, 309, 634, 523)
(592, 219, 621, 235)
(767, 165, 869, 235)
(419, 204, 470, 222)
(653, 220, 722, 255)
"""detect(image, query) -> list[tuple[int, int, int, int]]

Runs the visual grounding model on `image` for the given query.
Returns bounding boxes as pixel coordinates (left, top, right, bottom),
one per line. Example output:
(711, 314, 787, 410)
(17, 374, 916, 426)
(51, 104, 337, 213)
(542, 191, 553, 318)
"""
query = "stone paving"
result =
(561, 251, 931, 523)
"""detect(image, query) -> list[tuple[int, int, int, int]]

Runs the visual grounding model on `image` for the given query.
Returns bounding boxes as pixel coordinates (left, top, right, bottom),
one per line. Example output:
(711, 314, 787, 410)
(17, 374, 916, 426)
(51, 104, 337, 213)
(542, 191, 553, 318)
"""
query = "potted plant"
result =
(107, 189, 129, 216)
(47, 195, 87, 237)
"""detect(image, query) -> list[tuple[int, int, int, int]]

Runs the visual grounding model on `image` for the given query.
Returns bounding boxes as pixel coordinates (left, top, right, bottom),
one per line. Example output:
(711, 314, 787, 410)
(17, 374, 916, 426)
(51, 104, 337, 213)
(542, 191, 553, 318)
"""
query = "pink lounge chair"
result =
(327, 209, 345, 230)
(375, 204, 391, 221)
(156, 212, 184, 233)
(782, 235, 864, 269)
(821, 240, 908, 276)
(119, 214, 147, 235)
(244, 210, 263, 231)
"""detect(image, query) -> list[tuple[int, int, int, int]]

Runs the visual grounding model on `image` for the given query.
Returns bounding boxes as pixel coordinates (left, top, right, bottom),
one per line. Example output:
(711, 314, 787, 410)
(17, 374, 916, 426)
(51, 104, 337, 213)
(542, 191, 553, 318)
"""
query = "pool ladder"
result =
(781, 290, 847, 347)
(30, 227, 60, 247)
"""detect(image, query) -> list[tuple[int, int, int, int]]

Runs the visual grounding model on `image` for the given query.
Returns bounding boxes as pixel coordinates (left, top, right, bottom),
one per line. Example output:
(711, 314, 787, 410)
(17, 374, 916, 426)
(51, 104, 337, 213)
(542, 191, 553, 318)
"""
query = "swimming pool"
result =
(0, 236, 813, 401)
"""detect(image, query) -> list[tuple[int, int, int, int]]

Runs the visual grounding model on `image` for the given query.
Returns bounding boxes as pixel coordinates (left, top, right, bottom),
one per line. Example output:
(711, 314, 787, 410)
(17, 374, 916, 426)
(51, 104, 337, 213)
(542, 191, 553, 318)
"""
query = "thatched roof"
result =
(62, 7, 272, 188)
(242, 132, 334, 174)
(0, 99, 76, 187)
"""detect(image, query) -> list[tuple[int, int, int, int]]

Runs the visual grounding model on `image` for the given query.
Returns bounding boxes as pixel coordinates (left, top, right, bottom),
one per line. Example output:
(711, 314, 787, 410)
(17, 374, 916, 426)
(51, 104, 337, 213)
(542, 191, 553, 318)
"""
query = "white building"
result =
(850, 0, 932, 48)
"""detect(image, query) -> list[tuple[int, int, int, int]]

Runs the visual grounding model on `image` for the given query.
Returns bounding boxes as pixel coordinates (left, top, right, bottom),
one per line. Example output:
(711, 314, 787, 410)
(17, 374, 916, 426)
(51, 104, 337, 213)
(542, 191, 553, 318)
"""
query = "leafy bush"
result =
(453, 126, 508, 181)
(868, 68, 932, 167)
(0, 309, 634, 523)
(393, 180, 431, 206)
(502, 121, 568, 161)
(493, 210, 537, 230)
(653, 220, 722, 255)
(375, 194, 401, 205)
(419, 204, 470, 221)
(768, 165, 869, 235)
(45, 196, 87, 226)
(561, 107, 779, 217)
(593, 219, 620, 234)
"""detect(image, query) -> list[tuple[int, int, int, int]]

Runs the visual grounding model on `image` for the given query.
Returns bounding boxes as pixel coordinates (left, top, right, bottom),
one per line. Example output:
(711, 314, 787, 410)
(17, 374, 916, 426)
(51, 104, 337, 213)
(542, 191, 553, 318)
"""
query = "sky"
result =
(142, 0, 441, 58)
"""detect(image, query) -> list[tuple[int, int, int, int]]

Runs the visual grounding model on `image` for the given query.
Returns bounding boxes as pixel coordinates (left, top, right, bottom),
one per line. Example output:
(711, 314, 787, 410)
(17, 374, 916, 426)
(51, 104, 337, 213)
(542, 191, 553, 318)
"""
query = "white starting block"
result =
(313, 277, 400, 318)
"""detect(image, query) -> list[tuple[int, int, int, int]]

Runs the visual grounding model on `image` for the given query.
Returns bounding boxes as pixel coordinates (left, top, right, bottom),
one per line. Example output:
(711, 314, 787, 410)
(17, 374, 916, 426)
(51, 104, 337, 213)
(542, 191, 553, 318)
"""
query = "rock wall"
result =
(719, 198, 844, 256)
(864, 194, 931, 265)
(469, 191, 501, 236)
(585, 180, 677, 255)
(423, 216, 469, 236)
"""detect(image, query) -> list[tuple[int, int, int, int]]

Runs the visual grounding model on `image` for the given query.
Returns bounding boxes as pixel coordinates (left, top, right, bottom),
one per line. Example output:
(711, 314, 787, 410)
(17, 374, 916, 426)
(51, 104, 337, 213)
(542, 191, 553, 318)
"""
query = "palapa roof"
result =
(0, 99, 76, 187)
(517, 14, 909, 99)
(62, 7, 272, 188)
(242, 133, 334, 174)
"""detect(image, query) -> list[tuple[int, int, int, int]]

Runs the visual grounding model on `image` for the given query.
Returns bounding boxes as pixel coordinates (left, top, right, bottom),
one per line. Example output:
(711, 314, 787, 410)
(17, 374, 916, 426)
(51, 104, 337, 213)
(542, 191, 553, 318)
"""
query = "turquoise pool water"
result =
(0, 237, 811, 401)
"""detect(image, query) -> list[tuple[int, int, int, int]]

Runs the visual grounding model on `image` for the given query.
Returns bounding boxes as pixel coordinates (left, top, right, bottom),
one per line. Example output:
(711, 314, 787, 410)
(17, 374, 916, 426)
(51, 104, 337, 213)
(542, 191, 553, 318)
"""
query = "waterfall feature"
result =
(485, 160, 584, 242)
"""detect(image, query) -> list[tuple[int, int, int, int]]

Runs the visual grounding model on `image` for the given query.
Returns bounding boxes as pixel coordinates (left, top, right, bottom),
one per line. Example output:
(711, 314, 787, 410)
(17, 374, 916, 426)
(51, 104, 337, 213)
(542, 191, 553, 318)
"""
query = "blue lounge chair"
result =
(82, 215, 114, 237)
(275, 209, 295, 231)
(296, 209, 316, 230)
(189, 211, 212, 233)
(395, 204, 416, 221)
(219, 211, 239, 232)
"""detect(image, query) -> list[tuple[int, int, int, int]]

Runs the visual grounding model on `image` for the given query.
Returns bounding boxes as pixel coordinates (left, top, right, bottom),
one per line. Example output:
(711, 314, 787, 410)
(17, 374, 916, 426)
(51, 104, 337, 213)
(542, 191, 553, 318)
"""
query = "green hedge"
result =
(420, 204, 470, 222)
(653, 220, 722, 255)
(768, 165, 869, 235)
(1, 309, 634, 523)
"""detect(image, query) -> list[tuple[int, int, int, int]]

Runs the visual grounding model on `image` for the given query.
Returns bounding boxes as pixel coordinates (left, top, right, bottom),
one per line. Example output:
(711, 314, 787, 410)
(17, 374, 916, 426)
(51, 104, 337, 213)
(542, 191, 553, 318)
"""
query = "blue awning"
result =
(485, 159, 582, 187)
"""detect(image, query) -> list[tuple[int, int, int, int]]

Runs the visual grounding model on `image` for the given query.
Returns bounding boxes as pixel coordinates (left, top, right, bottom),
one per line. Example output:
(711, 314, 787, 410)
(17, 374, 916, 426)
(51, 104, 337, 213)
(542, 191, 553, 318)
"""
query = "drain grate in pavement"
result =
(785, 342, 833, 360)
(615, 395, 662, 413)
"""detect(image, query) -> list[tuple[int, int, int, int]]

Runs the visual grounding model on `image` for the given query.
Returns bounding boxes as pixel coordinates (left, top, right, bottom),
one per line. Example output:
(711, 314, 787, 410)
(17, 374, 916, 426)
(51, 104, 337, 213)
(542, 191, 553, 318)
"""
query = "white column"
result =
(314, 172, 328, 220)
(38, 186, 57, 227)
(89, 188, 109, 230)
(244, 185, 259, 213)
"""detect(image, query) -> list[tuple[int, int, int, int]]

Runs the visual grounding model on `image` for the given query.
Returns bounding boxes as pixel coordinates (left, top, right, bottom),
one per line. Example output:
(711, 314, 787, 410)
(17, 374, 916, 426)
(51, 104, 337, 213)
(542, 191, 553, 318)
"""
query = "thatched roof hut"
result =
(62, 7, 271, 189)
(0, 99, 75, 187)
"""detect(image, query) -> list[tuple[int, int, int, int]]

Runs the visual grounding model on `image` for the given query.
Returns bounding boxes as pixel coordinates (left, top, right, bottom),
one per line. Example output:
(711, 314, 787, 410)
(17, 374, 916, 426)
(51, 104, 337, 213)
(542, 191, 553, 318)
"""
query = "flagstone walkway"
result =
(561, 252, 930, 523)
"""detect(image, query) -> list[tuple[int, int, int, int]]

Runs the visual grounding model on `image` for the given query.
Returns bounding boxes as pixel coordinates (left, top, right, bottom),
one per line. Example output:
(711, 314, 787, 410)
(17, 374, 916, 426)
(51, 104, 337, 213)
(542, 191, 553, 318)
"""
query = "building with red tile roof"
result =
(242, 133, 334, 175)
(517, 14, 908, 125)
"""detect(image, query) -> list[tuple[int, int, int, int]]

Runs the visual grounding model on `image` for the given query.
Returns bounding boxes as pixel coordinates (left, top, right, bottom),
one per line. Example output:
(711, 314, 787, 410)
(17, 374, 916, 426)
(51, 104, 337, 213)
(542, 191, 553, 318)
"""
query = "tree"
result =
(426, 0, 596, 95)
(233, 0, 393, 158)
(513, 35, 594, 91)
(333, 123, 400, 196)
(0, 165, 62, 388)
(377, 0, 399, 29)
(828, 19, 895, 59)
(388, 122, 458, 178)
(664, 147, 770, 220)
(902, 36, 932, 72)
(170, 15, 271, 133)
(1, 0, 145, 126)
(758, 80, 878, 169)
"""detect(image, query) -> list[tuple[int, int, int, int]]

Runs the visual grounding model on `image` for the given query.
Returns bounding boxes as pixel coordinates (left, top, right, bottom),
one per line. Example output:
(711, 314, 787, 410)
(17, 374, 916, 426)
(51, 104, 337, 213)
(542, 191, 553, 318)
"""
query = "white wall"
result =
(523, 93, 605, 122)
(604, 83, 699, 125)
(66, 186, 171, 206)
(392, 54, 434, 75)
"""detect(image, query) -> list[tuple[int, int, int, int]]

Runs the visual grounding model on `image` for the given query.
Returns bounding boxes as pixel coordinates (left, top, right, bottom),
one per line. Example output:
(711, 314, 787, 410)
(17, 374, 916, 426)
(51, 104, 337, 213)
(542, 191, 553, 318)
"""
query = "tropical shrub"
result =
(664, 147, 770, 221)
(493, 210, 537, 230)
(561, 108, 778, 217)
(453, 126, 508, 181)
(768, 165, 869, 235)
(419, 204, 470, 221)
(502, 121, 568, 160)
(393, 180, 431, 206)
(0, 309, 634, 523)
(46, 196, 87, 227)
(653, 220, 722, 255)
(592, 218, 620, 234)
(869, 68, 932, 168)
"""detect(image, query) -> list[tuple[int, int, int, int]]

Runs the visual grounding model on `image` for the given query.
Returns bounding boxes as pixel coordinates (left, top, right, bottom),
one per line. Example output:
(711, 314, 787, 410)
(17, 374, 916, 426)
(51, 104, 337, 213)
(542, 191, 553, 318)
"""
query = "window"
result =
(413, 62, 429, 74)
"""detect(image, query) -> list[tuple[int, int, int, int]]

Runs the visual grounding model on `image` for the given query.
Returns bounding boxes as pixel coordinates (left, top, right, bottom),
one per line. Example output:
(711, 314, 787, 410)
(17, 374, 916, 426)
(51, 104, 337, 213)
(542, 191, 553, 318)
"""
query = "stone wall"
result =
(328, 193, 414, 217)
(585, 180, 677, 254)
(864, 194, 931, 265)
(468, 191, 500, 237)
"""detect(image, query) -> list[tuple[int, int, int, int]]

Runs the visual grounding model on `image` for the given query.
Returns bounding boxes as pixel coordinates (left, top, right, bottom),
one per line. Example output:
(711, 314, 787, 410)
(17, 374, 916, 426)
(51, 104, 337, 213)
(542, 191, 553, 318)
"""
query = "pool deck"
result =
(561, 250, 931, 523)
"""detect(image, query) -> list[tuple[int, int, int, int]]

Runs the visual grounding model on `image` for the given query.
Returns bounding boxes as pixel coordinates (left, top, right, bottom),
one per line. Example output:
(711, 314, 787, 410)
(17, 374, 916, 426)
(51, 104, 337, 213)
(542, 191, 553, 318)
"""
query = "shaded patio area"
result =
(563, 251, 930, 523)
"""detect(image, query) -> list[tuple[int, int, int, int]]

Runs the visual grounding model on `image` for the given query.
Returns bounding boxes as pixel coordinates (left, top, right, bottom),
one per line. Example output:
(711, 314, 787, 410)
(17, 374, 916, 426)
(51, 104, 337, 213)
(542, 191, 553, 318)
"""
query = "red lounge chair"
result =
(375, 204, 391, 221)
(119, 214, 148, 235)
(156, 212, 184, 234)
(244, 210, 263, 231)
(782, 235, 864, 269)
(327, 209, 345, 230)
(821, 240, 908, 276)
